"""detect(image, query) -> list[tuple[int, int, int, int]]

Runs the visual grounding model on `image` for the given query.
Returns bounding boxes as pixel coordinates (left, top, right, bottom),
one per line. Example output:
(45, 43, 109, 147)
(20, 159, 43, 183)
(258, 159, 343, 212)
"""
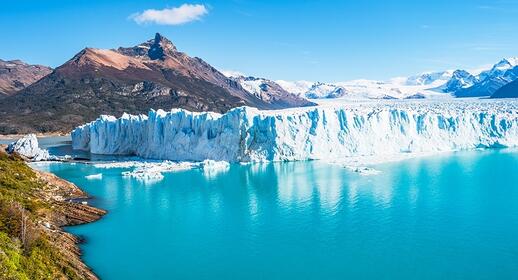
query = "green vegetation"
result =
(0, 152, 84, 280)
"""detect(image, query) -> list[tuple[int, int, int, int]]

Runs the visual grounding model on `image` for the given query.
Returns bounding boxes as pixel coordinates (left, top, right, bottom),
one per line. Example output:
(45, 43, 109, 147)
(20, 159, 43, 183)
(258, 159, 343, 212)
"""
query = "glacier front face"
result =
(71, 100, 518, 162)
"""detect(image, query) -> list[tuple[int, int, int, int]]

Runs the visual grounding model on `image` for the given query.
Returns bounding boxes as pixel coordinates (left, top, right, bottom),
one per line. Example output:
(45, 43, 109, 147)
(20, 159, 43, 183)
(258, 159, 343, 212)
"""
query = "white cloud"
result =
(131, 4, 208, 25)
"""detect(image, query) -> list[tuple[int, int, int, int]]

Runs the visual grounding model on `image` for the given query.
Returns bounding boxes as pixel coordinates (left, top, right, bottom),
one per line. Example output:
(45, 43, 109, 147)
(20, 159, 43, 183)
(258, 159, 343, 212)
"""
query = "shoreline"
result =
(0, 147, 106, 279)
(32, 169, 106, 280)
(0, 132, 69, 140)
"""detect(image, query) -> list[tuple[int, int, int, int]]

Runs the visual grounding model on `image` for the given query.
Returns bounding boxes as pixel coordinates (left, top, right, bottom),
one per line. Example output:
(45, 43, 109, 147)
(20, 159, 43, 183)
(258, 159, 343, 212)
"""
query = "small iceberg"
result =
(93, 161, 148, 169)
(344, 165, 381, 176)
(119, 161, 198, 183)
(85, 173, 103, 180)
(202, 160, 230, 172)
(202, 160, 230, 177)
(90, 159, 231, 182)
(122, 169, 164, 182)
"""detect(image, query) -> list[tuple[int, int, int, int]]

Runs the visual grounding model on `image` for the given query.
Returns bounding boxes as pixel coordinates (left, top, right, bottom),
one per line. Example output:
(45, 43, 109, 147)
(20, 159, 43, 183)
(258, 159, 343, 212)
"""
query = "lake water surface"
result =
(35, 149, 518, 279)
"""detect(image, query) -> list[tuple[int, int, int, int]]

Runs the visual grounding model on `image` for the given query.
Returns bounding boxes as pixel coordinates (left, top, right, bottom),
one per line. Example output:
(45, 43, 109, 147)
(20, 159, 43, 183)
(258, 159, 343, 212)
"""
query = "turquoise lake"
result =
(34, 149, 518, 279)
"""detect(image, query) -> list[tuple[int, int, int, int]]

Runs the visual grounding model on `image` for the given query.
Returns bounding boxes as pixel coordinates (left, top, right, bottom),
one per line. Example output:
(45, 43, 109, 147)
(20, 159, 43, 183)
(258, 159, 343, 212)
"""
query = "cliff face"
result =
(0, 149, 105, 280)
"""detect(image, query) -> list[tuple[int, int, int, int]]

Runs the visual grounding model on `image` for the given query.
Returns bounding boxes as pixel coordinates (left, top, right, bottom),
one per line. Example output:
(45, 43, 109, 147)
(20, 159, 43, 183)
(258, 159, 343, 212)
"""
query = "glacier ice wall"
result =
(71, 100, 518, 162)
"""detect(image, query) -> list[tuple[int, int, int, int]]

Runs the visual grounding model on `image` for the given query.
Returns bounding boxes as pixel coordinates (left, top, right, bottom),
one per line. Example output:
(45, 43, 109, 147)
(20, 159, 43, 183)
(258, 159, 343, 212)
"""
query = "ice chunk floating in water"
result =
(85, 173, 103, 180)
(202, 159, 230, 177)
(71, 100, 518, 162)
(117, 161, 197, 182)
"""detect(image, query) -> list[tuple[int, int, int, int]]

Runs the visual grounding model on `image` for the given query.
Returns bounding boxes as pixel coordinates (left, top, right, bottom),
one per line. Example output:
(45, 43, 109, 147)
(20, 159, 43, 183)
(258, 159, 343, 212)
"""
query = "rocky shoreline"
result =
(0, 145, 106, 279)
(31, 168, 106, 280)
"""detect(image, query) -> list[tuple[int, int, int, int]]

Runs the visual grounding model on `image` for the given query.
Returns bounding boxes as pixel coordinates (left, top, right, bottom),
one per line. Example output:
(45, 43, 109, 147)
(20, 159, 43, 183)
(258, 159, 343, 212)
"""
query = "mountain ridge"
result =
(0, 33, 313, 134)
(273, 57, 518, 100)
(0, 59, 52, 97)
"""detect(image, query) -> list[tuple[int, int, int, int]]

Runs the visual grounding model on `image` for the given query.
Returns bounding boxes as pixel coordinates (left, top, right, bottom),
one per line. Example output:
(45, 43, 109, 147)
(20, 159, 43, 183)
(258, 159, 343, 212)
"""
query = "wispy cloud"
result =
(475, 1, 518, 13)
(131, 4, 208, 25)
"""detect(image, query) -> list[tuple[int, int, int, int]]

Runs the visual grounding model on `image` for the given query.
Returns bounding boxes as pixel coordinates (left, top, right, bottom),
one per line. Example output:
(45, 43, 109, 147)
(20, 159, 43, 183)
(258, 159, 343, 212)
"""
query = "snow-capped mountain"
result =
(275, 80, 314, 96)
(479, 57, 518, 80)
(403, 70, 453, 86)
(304, 82, 347, 99)
(455, 58, 518, 97)
(440, 70, 479, 93)
(227, 75, 316, 107)
(272, 57, 518, 101)
(276, 78, 450, 100)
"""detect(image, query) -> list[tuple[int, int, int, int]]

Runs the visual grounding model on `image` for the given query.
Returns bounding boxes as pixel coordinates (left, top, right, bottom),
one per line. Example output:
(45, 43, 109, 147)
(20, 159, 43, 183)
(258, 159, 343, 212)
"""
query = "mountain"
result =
(228, 76, 314, 107)
(0, 59, 52, 97)
(455, 58, 518, 97)
(404, 70, 453, 86)
(275, 81, 349, 99)
(304, 82, 347, 99)
(277, 79, 448, 100)
(491, 78, 518, 98)
(0, 33, 312, 134)
(275, 58, 518, 100)
(440, 70, 478, 93)
(275, 80, 315, 96)
(479, 57, 518, 81)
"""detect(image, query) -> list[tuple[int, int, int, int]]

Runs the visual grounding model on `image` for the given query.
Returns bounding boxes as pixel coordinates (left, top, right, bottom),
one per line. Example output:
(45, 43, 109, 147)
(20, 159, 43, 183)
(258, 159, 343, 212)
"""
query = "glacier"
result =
(71, 100, 518, 163)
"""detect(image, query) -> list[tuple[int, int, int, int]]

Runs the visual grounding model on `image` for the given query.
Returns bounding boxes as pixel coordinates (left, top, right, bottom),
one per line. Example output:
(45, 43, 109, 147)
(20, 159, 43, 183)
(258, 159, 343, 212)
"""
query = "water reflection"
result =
(32, 149, 518, 280)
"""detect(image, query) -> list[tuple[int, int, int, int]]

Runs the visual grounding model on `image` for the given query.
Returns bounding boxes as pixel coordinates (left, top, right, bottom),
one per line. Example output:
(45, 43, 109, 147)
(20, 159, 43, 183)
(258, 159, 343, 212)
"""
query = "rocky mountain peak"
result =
(116, 33, 178, 60)
(490, 57, 518, 72)
(147, 33, 177, 60)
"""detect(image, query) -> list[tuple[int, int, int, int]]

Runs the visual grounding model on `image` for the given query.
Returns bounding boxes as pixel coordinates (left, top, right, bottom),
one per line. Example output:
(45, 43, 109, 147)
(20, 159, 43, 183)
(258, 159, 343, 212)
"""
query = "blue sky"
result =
(1, 0, 517, 81)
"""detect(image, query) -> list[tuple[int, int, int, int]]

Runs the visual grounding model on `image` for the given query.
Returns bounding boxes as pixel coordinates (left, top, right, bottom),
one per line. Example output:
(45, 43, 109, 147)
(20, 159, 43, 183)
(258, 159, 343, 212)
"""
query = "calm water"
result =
(35, 149, 518, 280)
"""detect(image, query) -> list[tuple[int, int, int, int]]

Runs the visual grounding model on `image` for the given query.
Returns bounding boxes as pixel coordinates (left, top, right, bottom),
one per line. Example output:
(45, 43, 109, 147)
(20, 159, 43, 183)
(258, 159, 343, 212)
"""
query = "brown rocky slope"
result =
(0, 59, 52, 97)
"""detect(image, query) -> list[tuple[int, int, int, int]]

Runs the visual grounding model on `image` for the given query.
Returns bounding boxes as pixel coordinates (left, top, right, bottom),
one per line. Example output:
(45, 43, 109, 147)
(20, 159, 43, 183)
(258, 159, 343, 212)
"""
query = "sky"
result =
(1, 0, 518, 82)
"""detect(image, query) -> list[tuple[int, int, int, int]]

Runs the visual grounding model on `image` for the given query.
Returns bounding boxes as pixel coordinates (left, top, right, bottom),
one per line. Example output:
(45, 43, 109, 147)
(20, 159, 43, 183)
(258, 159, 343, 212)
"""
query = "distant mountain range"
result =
(1, 33, 517, 134)
(455, 58, 518, 97)
(0, 33, 313, 134)
(271, 57, 518, 100)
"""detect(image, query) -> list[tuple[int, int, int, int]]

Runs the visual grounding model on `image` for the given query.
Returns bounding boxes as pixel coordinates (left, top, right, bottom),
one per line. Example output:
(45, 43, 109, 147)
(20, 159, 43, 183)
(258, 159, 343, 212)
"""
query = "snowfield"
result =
(72, 99, 518, 164)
